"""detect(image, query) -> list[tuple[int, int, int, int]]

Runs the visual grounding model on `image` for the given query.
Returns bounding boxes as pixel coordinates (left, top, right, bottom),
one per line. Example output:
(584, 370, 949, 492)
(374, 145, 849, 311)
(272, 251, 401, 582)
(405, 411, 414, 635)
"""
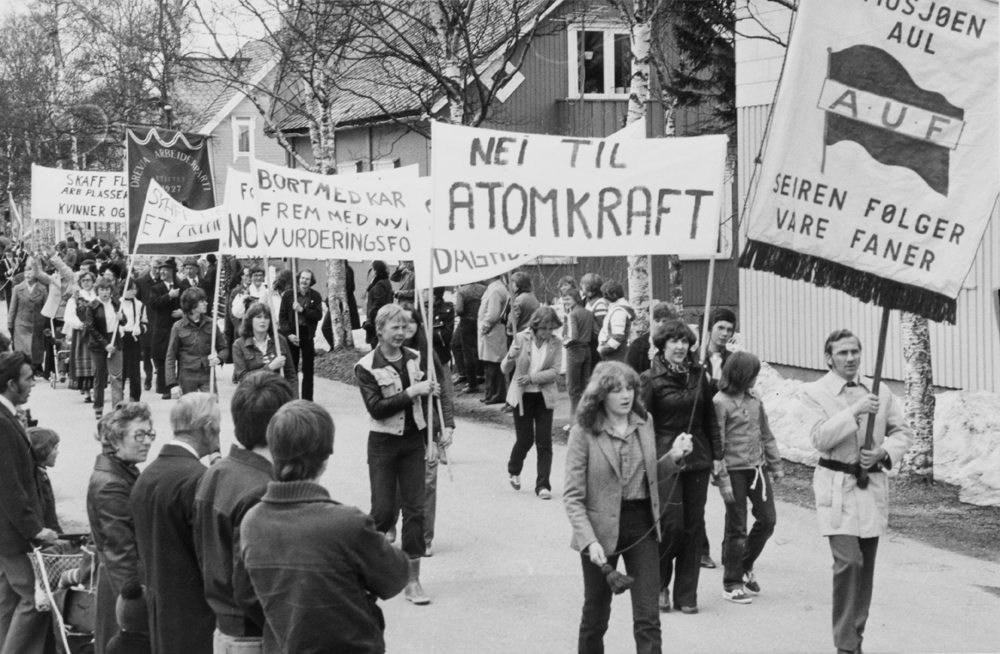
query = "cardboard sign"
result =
(740, 0, 998, 323)
(430, 121, 727, 256)
(31, 164, 127, 223)
(224, 161, 420, 258)
(135, 179, 222, 255)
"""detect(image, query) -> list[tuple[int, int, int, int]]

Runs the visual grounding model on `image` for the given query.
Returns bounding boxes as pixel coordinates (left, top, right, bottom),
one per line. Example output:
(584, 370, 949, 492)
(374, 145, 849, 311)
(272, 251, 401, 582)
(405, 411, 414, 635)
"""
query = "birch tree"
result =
(901, 312, 934, 479)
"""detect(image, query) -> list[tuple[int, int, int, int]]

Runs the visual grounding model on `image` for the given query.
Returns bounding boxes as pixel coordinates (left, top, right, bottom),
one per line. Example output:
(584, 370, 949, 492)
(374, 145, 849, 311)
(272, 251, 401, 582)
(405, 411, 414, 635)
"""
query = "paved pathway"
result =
(33, 368, 1000, 654)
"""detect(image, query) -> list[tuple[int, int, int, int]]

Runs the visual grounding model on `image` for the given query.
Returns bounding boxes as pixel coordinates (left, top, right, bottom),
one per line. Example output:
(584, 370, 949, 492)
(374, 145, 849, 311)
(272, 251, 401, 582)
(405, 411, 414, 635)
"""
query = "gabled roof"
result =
(173, 40, 277, 134)
(272, 0, 565, 133)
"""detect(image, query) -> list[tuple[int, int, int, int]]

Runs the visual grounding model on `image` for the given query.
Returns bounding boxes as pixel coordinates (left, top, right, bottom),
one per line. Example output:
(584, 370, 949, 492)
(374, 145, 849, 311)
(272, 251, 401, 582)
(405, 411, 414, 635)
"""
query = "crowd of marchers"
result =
(0, 238, 910, 654)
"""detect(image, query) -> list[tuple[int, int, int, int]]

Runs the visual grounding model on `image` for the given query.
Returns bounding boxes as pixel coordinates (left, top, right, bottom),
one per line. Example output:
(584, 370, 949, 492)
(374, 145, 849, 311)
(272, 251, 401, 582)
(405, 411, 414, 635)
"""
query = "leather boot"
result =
(404, 558, 430, 605)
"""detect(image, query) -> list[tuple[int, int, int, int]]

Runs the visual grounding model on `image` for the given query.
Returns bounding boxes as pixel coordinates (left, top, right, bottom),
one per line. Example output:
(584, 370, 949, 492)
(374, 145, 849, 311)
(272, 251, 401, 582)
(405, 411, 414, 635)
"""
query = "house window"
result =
(336, 160, 363, 175)
(568, 27, 632, 98)
(232, 117, 254, 160)
(372, 158, 399, 171)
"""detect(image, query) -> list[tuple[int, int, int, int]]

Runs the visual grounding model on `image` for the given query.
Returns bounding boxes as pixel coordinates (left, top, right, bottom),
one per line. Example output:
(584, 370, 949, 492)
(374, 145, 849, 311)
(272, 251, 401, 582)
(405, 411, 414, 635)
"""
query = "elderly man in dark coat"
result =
(0, 351, 58, 654)
(148, 259, 182, 398)
(131, 393, 220, 654)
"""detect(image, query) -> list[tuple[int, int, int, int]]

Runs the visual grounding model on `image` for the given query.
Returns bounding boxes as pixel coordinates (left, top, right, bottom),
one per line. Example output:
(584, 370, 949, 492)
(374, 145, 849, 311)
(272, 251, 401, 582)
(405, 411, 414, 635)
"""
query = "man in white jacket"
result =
(799, 329, 911, 654)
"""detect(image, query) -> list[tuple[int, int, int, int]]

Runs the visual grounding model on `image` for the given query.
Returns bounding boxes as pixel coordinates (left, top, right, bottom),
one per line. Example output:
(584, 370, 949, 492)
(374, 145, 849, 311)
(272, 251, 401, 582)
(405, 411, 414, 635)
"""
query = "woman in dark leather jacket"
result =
(86, 402, 154, 654)
(232, 301, 298, 396)
(640, 320, 723, 615)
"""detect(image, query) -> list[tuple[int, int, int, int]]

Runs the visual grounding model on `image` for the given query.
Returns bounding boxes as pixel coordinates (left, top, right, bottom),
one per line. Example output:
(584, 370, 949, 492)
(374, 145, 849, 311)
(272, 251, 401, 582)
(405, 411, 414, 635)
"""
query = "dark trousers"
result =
(450, 325, 466, 379)
(153, 356, 166, 394)
(658, 468, 710, 609)
(828, 535, 879, 653)
(565, 346, 592, 421)
(482, 361, 505, 402)
(368, 432, 427, 559)
(0, 552, 47, 654)
(458, 319, 480, 384)
(140, 344, 153, 387)
(288, 337, 315, 401)
(179, 370, 212, 395)
(92, 349, 109, 413)
(121, 334, 142, 402)
(722, 469, 777, 590)
(578, 500, 660, 654)
(507, 392, 553, 493)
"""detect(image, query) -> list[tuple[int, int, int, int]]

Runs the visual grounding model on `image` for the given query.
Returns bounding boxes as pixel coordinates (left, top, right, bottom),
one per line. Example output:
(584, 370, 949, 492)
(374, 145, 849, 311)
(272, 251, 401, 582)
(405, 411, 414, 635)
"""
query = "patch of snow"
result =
(753, 363, 1000, 507)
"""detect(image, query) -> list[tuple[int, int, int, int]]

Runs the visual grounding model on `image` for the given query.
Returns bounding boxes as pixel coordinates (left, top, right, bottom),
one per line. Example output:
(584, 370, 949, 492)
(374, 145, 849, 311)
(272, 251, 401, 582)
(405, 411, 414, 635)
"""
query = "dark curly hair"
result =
(241, 302, 272, 338)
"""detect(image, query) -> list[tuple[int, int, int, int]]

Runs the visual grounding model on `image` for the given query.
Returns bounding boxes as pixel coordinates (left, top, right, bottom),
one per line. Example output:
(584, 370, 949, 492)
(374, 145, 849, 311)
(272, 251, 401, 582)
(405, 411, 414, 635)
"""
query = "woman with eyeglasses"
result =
(87, 402, 155, 654)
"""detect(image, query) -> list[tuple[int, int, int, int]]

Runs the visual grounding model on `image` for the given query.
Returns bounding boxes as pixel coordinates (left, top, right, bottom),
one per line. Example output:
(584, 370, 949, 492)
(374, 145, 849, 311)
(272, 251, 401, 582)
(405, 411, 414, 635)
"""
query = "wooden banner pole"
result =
(858, 305, 891, 489)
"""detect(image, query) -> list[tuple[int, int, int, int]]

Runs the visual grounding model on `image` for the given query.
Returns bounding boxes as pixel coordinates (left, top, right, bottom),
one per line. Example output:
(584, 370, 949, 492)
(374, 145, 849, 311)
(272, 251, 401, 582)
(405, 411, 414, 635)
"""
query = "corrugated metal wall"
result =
(738, 104, 1000, 391)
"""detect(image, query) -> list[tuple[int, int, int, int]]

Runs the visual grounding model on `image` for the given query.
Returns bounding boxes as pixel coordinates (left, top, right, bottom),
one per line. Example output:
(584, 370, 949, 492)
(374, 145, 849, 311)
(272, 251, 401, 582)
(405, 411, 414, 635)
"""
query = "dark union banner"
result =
(126, 127, 215, 252)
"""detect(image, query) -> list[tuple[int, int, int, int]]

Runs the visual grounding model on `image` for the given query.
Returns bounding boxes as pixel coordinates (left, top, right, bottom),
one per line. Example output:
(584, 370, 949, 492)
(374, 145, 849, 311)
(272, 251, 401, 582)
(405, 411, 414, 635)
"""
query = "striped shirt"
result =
(604, 414, 649, 500)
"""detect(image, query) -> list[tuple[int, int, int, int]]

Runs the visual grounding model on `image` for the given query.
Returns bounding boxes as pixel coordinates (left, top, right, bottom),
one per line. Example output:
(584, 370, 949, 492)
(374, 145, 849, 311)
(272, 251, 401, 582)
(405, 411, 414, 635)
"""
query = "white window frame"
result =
(567, 25, 632, 99)
(232, 116, 254, 160)
(336, 160, 363, 175)
(371, 158, 400, 171)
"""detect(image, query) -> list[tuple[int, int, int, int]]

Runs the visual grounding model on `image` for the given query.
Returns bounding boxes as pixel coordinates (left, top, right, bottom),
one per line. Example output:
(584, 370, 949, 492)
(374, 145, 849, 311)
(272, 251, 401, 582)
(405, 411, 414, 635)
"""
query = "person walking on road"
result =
(354, 304, 439, 605)
(131, 393, 221, 654)
(0, 351, 58, 654)
(232, 302, 298, 395)
(451, 281, 486, 392)
(713, 351, 784, 605)
(799, 329, 911, 654)
(503, 307, 562, 500)
(148, 259, 182, 398)
(165, 288, 227, 396)
(597, 281, 635, 364)
(477, 275, 509, 405)
(279, 268, 323, 401)
(641, 320, 722, 615)
(194, 372, 295, 653)
(65, 271, 97, 402)
(363, 261, 393, 349)
(240, 400, 409, 653)
(562, 289, 595, 429)
(564, 361, 692, 654)
(86, 277, 121, 421)
(87, 402, 154, 654)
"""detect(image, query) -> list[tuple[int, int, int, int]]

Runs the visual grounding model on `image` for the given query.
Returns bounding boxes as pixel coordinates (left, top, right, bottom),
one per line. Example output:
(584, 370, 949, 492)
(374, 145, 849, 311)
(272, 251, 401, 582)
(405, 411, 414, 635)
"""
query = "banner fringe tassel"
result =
(738, 240, 956, 324)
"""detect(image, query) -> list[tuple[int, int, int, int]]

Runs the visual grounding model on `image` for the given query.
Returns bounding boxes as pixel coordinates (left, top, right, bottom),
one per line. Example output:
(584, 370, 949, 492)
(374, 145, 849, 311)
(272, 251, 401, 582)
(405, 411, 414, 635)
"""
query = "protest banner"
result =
(407, 179, 533, 290)
(126, 127, 215, 251)
(430, 121, 727, 257)
(739, 0, 998, 324)
(135, 179, 222, 256)
(31, 164, 127, 223)
(225, 160, 420, 258)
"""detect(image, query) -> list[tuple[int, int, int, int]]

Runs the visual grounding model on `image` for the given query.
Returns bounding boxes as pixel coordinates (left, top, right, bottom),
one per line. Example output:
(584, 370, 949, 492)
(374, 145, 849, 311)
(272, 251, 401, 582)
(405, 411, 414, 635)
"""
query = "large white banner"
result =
(430, 122, 727, 256)
(408, 180, 533, 289)
(740, 0, 998, 323)
(31, 164, 127, 223)
(135, 179, 222, 255)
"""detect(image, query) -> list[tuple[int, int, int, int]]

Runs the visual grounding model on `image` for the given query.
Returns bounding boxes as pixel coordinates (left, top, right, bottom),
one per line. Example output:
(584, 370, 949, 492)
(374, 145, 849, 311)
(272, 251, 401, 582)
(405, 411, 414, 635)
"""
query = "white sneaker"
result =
(509, 474, 520, 490)
(743, 571, 761, 595)
(537, 488, 552, 500)
(722, 587, 753, 604)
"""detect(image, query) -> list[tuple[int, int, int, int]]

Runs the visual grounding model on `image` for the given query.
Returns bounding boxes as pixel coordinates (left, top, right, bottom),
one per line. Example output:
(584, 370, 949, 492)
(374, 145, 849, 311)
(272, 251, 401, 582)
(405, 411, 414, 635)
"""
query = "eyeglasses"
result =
(131, 430, 157, 443)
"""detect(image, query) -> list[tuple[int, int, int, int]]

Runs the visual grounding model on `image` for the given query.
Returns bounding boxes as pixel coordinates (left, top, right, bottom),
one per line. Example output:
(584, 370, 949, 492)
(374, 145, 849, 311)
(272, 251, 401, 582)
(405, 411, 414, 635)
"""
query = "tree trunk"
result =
(309, 91, 354, 350)
(625, 12, 652, 338)
(901, 312, 934, 478)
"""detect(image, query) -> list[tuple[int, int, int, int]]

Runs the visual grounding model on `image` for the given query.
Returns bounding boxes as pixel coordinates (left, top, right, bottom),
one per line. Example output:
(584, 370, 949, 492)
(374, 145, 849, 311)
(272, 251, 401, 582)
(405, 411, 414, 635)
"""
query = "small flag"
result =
(818, 45, 965, 196)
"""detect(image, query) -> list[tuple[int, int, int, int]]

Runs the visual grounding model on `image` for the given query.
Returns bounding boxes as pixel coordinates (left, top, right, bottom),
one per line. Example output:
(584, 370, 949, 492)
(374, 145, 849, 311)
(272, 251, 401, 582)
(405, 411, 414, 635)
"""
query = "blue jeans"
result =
(722, 468, 777, 590)
(578, 500, 660, 654)
(368, 432, 427, 559)
(565, 346, 592, 421)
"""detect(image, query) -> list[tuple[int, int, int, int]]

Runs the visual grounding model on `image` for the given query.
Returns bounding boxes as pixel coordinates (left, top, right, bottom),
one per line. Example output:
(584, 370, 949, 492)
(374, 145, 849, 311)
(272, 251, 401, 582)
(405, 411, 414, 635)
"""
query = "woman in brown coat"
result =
(87, 402, 155, 654)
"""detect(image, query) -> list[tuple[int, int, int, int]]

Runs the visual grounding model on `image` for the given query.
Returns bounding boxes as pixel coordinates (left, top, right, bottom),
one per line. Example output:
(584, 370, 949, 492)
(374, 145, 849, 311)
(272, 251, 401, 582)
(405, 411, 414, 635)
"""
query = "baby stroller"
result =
(31, 533, 96, 654)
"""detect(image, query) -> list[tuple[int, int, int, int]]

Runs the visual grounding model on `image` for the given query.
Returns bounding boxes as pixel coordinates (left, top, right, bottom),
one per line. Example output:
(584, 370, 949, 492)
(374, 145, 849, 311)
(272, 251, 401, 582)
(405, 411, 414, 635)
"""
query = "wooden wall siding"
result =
(555, 98, 629, 137)
(737, 104, 1000, 391)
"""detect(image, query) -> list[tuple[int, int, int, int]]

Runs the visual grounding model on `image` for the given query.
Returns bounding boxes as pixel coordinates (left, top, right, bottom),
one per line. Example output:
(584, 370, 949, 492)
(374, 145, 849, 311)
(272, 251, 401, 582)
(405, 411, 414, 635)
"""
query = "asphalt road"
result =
(28, 365, 999, 654)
